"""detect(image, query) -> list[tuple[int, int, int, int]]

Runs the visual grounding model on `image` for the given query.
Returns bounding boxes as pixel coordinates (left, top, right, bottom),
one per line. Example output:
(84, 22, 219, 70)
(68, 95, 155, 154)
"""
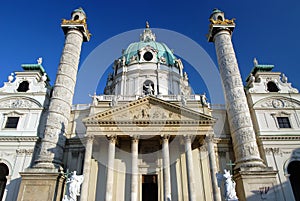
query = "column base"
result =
(234, 167, 278, 201)
(17, 168, 65, 201)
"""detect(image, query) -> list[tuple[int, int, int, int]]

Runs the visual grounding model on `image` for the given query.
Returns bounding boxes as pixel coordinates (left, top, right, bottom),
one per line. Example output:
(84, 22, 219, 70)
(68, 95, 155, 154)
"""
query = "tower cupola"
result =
(210, 8, 225, 21)
(71, 7, 86, 21)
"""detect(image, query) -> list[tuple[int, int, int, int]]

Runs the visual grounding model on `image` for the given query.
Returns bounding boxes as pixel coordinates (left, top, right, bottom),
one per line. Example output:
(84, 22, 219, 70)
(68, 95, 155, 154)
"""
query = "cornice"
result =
(0, 136, 38, 142)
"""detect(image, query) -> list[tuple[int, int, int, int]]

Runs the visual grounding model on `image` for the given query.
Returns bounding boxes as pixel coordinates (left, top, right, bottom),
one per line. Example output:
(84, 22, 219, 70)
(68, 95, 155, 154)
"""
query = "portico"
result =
(80, 96, 216, 201)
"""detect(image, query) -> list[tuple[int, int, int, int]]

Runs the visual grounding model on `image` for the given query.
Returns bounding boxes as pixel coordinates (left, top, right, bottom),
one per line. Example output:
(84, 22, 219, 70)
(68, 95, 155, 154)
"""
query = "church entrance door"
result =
(142, 174, 158, 201)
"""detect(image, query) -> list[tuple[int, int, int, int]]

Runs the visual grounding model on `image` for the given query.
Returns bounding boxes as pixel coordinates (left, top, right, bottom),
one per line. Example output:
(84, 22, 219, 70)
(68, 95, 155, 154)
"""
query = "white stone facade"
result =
(0, 64, 50, 201)
(0, 8, 299, 201)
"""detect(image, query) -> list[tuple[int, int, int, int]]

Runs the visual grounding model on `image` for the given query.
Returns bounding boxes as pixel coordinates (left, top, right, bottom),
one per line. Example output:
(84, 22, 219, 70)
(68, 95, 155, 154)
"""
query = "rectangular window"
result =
(277, 117, 291, 128)
(5, 117, 19, 128)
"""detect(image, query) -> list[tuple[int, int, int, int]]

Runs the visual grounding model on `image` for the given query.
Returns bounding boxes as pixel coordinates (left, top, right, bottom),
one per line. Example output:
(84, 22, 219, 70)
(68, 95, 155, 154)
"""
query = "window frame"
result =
(2, 111, 23, 130)
(271, 111, 292, 129)
(4, 116, 20, 129)
(277, 117, 291, 128)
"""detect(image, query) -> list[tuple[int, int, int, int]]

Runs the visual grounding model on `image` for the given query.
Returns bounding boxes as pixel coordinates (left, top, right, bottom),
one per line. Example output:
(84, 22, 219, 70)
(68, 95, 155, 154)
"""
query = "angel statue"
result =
(63, 171, 84, 201)
(216, 169, 239, 201)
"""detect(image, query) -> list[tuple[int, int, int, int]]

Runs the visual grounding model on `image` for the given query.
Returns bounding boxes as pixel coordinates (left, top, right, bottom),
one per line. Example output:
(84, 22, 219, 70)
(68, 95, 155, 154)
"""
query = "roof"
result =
(246, 64, 274, 82)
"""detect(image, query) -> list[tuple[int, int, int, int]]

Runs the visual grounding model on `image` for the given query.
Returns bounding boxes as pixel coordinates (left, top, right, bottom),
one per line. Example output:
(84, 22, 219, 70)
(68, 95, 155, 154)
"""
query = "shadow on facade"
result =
(245, 180, 295, 201)
(4, 177, 21, 201)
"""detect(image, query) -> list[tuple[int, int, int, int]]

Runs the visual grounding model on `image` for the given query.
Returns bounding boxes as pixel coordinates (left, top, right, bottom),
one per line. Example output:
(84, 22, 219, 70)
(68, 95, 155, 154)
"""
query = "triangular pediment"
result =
(83, 96, 215, 126)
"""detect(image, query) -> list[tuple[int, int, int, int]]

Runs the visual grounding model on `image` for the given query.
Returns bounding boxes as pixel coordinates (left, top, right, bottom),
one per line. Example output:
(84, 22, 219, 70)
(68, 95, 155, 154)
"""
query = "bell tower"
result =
(207, 9, 278, 200)
(17, 7, 90, 201)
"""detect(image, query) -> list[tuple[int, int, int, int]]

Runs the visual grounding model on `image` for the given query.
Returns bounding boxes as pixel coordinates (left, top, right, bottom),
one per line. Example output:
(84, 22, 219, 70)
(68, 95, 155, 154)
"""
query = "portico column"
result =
(80, 135, 94, 201)
(184, 135, 196, 201)
(131, 135, 139, 201)
(106, 135, 117, 201)
(205, 134, 222, 201)
(162, 135, 172, 201)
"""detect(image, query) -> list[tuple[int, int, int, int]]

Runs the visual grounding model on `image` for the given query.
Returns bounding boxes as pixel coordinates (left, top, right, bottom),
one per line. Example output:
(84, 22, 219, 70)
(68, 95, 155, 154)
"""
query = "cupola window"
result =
(17, 81, 29, 92)
(267, 81, 279, 92)
(217, 15, 223, 21)
(143, 52, 153, 61)
(74, 15, 79, 20)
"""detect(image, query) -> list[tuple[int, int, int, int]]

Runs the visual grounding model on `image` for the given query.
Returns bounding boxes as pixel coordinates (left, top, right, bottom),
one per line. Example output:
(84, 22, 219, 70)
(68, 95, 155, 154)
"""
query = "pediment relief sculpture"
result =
(254, 97, 300, 109)
(0, 97, 42, 109)
(83, 96, 214, 125)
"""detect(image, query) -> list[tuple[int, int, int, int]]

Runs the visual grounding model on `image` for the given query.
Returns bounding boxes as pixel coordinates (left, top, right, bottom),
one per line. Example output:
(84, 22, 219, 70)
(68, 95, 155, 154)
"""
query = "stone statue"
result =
(143, 83, 154, 95)
(63, 171, 84, 201)
(217, 169, 238, 201)
(253, 57, 258, 66)
(201, 93, 209, 106)
(110, 95, 118, 107)
(37, 57, 43, 65)
(281, 73, 288, 83)
(181, 95, 187, 106)
(8, 73, 14, 83)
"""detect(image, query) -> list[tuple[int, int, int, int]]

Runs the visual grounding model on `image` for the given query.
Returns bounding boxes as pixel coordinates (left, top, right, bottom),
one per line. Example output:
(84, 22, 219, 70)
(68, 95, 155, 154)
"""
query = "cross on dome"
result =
(140, 21, 156, 42)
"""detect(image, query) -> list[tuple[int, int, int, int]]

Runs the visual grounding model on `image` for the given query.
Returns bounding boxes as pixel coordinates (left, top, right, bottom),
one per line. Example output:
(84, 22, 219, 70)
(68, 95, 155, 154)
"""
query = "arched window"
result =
(267, 81, 279, 92)
(0, 163, 9, 200)
(217, 15, 223, 21)
(288, 161, 300, 201)
(17, 81, 29, 92)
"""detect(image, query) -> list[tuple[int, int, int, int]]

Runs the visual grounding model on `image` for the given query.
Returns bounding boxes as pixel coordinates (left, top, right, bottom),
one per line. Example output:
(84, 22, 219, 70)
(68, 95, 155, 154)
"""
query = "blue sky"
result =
(1, 1, 299, 104)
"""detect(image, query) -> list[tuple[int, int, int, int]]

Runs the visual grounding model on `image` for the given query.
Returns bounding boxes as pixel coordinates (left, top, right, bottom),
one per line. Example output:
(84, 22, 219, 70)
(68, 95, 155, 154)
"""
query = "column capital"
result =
(183, 134, 194, 141)
(161, 134, 170, 140)
(84, 134, 94, 143)
(130, 134, 139, 143)
(205, 133, 215, 143)
(107, 135, 117, 143)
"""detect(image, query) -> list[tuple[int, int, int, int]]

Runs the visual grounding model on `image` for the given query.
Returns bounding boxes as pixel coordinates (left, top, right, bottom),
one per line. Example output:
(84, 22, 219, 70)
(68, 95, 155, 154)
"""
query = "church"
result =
(0, 7, 299, 201)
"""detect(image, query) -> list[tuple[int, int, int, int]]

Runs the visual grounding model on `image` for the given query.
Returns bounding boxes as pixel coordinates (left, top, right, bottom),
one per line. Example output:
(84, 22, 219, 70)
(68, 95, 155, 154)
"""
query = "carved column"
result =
(131, 135, 139, 201)
(80, 135, 94, 201)
(34, 9, 90, 169)
(207, 10, 264, 169)
(162, 135, 172, 201)
(184, 135, 196, 201)
(207, 9, 278, 201)
(17, 8, 90, 201)
(206, 134, 222, 201)
(106, 135, 117, 201)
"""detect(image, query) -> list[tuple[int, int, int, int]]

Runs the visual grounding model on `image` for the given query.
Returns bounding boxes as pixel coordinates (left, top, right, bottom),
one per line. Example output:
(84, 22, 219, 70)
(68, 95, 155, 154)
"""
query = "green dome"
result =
(122, 25, 177, 66)
(123, 40, 176, 65)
